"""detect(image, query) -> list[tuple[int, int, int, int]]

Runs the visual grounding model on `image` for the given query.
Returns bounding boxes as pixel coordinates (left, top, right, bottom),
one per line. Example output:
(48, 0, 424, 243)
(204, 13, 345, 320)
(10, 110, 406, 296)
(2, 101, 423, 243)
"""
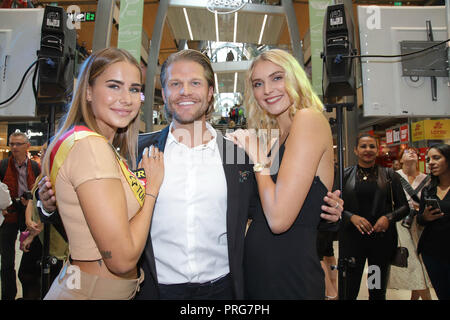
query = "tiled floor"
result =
(0, 238, 438, 300)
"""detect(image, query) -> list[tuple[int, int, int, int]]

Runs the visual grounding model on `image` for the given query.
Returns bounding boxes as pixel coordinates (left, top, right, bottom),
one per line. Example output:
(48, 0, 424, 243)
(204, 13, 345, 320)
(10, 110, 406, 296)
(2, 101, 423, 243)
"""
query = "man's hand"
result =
(320, 190, 343, 223)
(37, 176, 57, 213)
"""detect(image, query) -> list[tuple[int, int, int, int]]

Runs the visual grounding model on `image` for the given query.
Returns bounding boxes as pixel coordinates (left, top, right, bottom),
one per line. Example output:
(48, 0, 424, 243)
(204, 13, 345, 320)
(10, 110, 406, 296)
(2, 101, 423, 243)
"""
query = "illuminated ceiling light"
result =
(214, 73, 219, 94)
(233, 12, 238, 43)
(183, 8, 194, 40)
(233, 72, 238, 94)
(258, 14, 267, 45)
(215, 10, 219, 42)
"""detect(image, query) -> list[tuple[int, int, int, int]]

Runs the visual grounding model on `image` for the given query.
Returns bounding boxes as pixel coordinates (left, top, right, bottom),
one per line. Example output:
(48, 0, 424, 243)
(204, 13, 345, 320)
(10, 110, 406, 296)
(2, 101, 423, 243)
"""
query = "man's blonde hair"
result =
(160, 49, 215, 121)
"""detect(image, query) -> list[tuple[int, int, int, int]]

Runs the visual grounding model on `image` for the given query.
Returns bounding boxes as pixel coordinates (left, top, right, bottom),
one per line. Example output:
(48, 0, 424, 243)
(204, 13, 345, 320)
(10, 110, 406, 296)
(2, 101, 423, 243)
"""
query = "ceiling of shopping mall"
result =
(37, 0, 444, 99)
(43, 0, 442, 60)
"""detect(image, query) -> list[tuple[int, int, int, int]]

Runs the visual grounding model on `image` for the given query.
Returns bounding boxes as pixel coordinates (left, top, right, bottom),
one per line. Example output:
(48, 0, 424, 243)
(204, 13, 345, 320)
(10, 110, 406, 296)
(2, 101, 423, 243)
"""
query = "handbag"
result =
(388, 171, 409, 268)
(392, 246, 409, 268)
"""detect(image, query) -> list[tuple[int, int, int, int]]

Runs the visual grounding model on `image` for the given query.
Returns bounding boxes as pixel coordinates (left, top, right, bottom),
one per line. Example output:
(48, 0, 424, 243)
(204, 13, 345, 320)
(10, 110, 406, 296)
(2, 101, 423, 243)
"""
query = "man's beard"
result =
(165, 101, 209, 124)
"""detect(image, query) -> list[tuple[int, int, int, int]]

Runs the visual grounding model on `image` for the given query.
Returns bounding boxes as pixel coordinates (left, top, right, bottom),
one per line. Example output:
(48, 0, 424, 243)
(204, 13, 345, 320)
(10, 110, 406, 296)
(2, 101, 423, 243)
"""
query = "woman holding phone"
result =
(417, 143, 450, 300)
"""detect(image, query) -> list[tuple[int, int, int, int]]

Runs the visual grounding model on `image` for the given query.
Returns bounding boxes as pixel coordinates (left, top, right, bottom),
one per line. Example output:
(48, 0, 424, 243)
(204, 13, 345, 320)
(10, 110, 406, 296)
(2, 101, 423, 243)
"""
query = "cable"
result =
(32, 57, 40, 104)
(342, 38, 449, 59)
(0, 60, 39, 106)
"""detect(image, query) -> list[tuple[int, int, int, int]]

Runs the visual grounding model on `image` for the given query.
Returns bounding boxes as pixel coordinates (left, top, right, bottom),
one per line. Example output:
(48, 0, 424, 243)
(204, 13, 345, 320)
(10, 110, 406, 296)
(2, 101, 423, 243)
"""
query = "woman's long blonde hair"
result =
(42, 47, 142, 176)
(244, 49, 324, 138)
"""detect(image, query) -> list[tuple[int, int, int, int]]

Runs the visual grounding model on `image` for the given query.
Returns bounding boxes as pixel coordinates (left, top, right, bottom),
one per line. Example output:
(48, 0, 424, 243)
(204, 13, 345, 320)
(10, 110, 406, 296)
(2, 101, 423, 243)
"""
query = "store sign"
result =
(67, 12, 95, 22)
(400, 125, 409, 142)
(386, 129, 393, 144)
(411, 119, 450, 142)
(386, 125, 408, 145)
(412, 121, 425, 141)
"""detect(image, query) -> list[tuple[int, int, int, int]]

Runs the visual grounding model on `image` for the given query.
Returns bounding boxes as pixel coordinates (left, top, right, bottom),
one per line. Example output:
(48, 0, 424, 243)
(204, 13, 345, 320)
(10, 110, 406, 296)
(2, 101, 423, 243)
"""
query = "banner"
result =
(400, 125, 409, 143)
(411, 119, 450, 142)
(118, 0, 144, 62)
(308, 0, 333, 95)
(386, 125, 408, 145)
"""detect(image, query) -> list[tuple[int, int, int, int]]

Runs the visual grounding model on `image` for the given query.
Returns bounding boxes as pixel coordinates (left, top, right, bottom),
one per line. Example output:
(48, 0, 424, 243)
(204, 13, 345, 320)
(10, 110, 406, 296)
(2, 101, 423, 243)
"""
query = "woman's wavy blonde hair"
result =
(42, 47, 142, 176)
(245, 49, 324, 138)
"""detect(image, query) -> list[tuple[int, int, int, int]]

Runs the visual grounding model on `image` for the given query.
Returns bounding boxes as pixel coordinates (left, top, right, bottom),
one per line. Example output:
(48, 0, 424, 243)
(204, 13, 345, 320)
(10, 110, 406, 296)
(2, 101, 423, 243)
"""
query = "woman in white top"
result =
(388, 147, 432, 300)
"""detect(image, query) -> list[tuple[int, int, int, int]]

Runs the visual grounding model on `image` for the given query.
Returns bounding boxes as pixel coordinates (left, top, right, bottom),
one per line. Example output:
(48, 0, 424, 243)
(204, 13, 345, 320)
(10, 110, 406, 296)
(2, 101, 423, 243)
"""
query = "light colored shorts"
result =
(44, 261, 144, 300)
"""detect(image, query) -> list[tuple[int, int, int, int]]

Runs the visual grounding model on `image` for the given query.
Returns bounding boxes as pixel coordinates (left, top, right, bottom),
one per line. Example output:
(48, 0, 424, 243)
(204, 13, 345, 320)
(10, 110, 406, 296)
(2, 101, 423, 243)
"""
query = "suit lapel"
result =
(218, 137, 240, 256)
(136, 126, 170, 294)
(156, 126, 170, 152)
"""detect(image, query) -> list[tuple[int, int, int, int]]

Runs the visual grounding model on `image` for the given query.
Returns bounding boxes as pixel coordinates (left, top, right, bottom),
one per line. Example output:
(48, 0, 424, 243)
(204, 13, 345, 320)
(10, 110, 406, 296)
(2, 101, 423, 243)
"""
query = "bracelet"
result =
(253, 162, 270, 172)
(145, 193, 157, 199)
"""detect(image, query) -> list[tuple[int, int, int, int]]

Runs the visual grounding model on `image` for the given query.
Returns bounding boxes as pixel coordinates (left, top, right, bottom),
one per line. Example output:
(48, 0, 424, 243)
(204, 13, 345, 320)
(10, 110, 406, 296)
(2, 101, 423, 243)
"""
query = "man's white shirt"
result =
(150, 122, 229, 284)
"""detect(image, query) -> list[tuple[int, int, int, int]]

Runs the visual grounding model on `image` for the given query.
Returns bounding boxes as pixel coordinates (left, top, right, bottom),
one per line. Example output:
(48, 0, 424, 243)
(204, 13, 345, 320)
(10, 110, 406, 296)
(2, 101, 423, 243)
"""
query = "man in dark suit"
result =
(135, 50, 342, 300)
(37, 49, 343, 300)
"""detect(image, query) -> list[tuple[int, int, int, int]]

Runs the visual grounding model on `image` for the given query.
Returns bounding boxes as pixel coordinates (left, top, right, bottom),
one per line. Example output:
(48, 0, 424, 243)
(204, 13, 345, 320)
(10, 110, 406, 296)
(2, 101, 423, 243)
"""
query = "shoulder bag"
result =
(388, 170, 409, 268)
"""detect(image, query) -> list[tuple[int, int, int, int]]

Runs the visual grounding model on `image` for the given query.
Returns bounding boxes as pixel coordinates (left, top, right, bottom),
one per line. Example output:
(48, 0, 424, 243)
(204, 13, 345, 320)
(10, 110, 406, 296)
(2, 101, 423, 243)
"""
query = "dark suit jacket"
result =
(134, 125, 259, 300)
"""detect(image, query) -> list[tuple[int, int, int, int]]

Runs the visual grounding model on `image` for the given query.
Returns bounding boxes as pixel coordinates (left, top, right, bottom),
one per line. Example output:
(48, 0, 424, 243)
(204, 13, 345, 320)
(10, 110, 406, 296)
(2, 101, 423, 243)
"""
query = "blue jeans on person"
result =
(421, 253, 450, 300)
(0, 222, 19, 300)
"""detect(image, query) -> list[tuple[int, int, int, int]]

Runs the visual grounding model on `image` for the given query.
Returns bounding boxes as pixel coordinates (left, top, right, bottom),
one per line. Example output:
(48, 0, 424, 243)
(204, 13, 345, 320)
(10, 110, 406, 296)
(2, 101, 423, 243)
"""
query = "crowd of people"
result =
(0, 46, 448, 300)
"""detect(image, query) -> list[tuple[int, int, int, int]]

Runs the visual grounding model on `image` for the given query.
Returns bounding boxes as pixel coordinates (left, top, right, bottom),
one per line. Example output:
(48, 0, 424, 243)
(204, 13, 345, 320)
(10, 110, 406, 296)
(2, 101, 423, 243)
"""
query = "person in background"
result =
(227, 49, 338, 299)
(19, 143, 69, 299)
(0, 181, 12, 226)
(387, 147, 432, 300)
(392, 160, 402, 171)
(338, 134, 409, 300)
(417, 143, 450, 300)
(0, 132, 40, 300)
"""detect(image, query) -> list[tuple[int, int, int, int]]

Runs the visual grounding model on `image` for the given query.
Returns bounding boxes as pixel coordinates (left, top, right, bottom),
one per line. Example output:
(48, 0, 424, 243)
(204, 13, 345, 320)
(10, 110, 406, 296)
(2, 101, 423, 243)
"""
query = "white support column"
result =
(282, 0, 304, 67)
(143, 0, 170, 132)
(92, 0, 115, 52)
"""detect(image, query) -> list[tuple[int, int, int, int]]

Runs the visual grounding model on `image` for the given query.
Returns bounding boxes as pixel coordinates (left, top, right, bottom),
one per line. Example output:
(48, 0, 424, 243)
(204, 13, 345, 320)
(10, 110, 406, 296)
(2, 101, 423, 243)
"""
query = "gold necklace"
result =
(357, 165, 377, 181)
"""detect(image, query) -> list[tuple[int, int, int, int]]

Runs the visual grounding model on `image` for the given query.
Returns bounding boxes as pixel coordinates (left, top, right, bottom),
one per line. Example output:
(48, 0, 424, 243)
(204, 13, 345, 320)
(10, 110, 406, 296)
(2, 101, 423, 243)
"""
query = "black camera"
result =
(401, 209, 418, 229)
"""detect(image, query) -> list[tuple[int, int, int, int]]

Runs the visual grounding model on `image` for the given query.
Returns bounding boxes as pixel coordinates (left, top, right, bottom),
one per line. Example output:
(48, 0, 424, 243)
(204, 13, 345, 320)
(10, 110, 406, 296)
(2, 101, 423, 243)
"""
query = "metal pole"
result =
(282, 0, 304, 67)
(446, 0, 450, 85)
(336, 105, 344, 191)
(41, 106, 55, 299)
(143, 0, 169, 132)
(92, 0, 115, 52)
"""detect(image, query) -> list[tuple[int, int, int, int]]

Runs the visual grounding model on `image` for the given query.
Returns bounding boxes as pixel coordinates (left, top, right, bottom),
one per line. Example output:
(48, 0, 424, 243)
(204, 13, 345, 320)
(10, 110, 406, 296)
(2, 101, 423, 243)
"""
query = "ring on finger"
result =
(334, 202, 340, 209)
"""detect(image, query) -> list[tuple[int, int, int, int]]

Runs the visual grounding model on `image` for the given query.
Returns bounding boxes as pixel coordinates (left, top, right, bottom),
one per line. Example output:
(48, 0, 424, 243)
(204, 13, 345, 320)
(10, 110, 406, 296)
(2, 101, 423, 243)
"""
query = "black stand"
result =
(333, 257, 356, 300)
(325, 100, 354, 300)
(40, 106, 58, 299)
(325, 101, 353, 191)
